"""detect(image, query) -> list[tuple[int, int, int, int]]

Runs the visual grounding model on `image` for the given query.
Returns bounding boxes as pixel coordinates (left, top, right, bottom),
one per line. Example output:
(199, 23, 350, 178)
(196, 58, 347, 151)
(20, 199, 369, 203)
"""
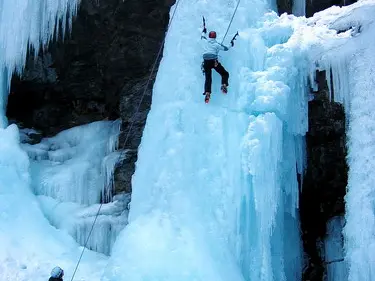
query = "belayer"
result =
(201, 17, 237, 103)
(49, 266, 64, 281)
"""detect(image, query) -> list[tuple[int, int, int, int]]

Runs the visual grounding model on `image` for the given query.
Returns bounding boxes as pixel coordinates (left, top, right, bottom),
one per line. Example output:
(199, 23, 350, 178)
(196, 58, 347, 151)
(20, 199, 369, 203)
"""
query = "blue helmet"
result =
(51, 266, 64, 278)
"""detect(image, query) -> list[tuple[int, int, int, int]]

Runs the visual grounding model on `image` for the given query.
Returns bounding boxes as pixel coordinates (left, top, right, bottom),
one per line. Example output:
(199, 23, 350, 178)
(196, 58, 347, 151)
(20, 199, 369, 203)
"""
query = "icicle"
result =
(295, 136, 306, 174)
(331, 57, 350, 113)
(281, 133, 299, 217)
(37, 194, 130, 256)
(317, 52, 350, 114)
(292, 0, 306, 16)
(309, 64, 318, 92)
(0, 0, 80, 124)
(0, 68, 9, 128)
(107, 119, 122, 153)
(101, 151, 125, 203)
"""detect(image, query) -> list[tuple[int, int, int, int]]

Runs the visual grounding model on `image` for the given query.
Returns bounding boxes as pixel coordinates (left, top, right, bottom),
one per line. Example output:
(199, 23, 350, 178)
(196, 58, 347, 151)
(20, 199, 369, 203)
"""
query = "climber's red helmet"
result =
(208, 31, 217, 39)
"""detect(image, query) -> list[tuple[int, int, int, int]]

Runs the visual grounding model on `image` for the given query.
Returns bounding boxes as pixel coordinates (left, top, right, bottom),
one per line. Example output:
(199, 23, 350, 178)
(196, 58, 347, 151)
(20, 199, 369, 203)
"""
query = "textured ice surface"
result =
(25, 120, 122, 205)
(38, 193, 130, 256)
(22, 120, 126, 255)
(0, 125, 107, 281)
(343, 18, 375, 281)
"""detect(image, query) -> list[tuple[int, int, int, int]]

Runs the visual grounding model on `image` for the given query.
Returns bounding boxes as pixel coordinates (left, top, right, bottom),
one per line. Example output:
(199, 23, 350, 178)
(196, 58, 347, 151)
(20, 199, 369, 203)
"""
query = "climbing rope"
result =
(69, 0, 183, 279)
(221, 0, 241, 44)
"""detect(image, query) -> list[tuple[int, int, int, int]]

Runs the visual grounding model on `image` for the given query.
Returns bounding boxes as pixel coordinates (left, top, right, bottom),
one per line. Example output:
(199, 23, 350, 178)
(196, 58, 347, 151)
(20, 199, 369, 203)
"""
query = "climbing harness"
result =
(69, 0, 183, 280)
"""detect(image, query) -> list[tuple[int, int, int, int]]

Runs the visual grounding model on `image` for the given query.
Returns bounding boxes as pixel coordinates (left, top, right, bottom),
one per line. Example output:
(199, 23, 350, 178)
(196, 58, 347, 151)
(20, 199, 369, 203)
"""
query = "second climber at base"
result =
(49, 266, 64, 281)
(201, 23, 236, 103)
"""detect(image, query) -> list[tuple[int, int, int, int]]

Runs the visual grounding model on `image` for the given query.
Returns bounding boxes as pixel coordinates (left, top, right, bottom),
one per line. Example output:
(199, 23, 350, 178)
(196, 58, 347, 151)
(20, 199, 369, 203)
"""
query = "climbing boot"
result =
(221, 84, 228, 94)
(204, 92, 211, 103)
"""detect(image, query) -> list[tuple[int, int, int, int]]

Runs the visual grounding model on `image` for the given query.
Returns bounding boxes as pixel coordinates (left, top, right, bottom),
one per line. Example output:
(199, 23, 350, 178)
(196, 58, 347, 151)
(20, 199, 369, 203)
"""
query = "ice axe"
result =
(230, 31, 239, 46)
(201, 16, 207, 39)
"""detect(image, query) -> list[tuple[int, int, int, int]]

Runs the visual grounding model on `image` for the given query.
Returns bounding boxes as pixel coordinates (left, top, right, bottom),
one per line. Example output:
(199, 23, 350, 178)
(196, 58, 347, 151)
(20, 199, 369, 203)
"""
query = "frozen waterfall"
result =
(104, 0, 306, 280)
(104, 1, 375, 281)
(1, 0, 375, 280)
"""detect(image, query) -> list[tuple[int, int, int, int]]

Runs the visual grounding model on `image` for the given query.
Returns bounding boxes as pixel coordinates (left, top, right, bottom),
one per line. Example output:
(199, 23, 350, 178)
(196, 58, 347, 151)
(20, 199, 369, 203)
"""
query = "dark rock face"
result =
(277, 0, 357, 17)
(300, 72, 348, 281)
(8, 0, 175, 194)
(277, 0, 293, 15)
(306, 0, 357, 17)
(115, 74, 156, 193)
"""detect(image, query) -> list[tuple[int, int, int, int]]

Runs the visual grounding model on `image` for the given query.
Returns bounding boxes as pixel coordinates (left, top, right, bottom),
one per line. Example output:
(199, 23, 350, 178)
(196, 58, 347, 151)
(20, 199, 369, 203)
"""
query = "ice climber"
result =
(201, 26, 235, 103)
(49, 266, 64, 281)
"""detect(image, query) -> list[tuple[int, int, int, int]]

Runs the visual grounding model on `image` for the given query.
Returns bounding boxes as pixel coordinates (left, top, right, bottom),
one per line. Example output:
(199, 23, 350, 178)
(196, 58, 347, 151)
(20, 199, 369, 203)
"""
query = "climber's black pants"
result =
(203, 59, 229, 93)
